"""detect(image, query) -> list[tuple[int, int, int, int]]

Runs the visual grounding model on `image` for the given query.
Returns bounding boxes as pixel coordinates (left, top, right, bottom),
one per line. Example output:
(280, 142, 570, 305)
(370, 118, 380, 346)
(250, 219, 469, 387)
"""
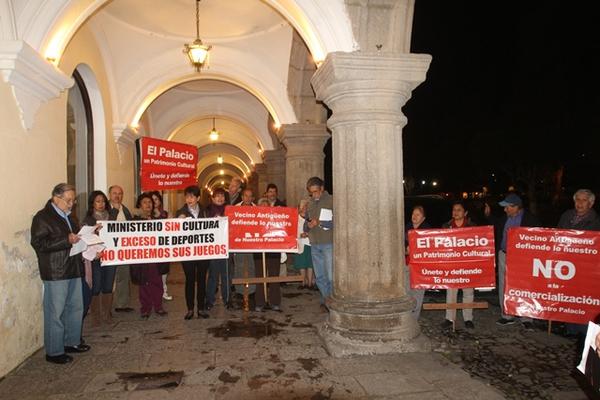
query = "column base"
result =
(319, 296, 430, 357)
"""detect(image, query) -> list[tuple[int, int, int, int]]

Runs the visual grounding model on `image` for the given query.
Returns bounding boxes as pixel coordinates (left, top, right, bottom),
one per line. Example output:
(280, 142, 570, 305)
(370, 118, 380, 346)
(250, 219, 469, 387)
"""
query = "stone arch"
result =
(71, 63, 108, 192)
(24, 0, 355, 64)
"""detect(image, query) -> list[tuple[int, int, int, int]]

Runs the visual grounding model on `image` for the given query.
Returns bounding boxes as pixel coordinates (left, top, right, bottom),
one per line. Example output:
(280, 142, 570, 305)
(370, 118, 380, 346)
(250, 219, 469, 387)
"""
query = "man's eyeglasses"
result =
(57, 196, 77, 205)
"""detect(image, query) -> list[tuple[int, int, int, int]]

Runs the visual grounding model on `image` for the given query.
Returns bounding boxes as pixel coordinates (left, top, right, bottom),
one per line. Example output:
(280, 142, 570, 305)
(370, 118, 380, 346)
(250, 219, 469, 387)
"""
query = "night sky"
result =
(403, 1, 600, 197)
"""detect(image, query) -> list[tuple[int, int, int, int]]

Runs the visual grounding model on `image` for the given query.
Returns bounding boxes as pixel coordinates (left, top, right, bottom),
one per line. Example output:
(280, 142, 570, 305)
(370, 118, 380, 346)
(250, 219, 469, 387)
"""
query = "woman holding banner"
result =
(176, 185, 210, 319)
(83, 190, 115, 326)
(151, 191, 172, 302)
(131, 193, 167, 319)
(206, 188, 231, 310)
(441, 201, 476, 330)
(404, 205, 431, 320)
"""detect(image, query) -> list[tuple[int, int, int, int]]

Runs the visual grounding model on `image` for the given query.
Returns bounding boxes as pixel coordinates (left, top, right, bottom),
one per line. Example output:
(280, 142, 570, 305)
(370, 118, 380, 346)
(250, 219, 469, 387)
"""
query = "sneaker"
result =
(464, 320, 475, 330)
(496, 317, 516, 326)
(522, 321, 535, 331)
(255, 306, 264, 312)
(440, 319, 454, 329)
(271, 305, 281, 312)
(162, 293, 173, 301)
(319, 304, 329, 313)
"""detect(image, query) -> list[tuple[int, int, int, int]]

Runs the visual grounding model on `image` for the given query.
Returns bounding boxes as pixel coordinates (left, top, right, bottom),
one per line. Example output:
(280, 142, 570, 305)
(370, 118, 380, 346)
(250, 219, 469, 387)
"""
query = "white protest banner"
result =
(98, 217, 228, 266)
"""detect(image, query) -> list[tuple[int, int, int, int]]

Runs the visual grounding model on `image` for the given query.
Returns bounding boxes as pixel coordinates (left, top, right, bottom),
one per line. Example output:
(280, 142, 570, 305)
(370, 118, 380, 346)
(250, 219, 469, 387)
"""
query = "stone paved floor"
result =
(0, 266, 591, 399)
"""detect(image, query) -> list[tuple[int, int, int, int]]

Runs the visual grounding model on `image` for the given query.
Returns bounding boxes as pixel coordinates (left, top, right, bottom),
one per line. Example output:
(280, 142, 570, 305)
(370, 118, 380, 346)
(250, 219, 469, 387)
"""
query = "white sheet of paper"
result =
(69, 240, 86, 256)
(82, 244, 105, 261)
(78, 226, 103, 245)
(577, 321, 600, 374)
(69, 226, 104, 256)
(319, 208, 332, 221)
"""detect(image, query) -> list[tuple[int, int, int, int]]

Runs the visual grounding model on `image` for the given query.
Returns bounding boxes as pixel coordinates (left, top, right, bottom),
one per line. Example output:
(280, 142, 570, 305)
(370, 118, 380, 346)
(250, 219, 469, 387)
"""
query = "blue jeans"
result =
(207, 258, 229, 306)
(81, 277, 92, 318)
(43, 279, 83, 356)
(91, 260, 116, 295)
(310, 243, 333, 304)
(404, 264, 425, 320)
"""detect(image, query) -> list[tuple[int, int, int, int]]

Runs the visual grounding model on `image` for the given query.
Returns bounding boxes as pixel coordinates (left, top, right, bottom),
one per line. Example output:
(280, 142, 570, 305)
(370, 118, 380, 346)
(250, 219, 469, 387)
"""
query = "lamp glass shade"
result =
(185, 40, 211, 69)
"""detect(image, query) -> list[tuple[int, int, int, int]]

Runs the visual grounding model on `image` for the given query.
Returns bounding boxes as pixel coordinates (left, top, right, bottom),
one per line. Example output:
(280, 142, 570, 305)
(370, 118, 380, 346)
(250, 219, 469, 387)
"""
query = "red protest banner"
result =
(504, 227, 600, 324)
(408, 226, 496, 289)
(139, 137, 198, 191)
(225, 205, 298, 252)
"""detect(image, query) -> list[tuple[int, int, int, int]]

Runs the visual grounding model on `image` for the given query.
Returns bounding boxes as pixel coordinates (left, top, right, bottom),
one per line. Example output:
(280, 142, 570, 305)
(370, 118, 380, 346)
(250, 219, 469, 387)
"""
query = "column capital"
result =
(311, 52, 431, 127)
(263, 148, 286, 166)
(280, 123, 330, 158)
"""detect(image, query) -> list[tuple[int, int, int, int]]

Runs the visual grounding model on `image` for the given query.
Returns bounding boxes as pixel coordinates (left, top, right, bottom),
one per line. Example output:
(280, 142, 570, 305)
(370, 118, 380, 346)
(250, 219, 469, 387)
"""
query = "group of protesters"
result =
(404, 188, 600, 335)
(30, 177, 334, 364)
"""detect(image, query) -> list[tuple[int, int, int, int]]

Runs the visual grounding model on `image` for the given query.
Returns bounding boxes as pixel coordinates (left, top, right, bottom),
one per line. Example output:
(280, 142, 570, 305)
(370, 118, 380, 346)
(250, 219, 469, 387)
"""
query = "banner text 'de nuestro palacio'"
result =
(505, 227, 600, 324)
(225, 205, 298, 253)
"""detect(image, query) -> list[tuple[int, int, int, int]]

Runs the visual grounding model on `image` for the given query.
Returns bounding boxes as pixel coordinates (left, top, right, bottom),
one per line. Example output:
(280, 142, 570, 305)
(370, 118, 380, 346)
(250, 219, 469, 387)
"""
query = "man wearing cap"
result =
(30, 183, 91, 364)
(486, 193, 540, 328)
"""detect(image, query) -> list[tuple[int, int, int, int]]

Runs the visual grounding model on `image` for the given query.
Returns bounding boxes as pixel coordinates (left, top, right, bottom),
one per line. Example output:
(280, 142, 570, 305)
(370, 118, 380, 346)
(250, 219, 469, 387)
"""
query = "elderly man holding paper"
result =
(305, 177, 333, 313)
(30, 183, 91, 364)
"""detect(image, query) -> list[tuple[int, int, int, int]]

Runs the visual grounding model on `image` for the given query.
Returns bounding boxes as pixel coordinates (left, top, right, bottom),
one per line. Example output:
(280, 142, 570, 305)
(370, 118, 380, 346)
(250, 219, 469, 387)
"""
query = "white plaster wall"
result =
(0, 80, 67, 378)
(0, 22, 134, 378)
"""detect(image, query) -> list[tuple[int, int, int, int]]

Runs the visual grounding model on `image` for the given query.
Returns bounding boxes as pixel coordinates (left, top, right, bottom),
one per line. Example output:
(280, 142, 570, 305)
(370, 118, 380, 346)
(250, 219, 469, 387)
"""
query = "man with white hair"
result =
(558, 189, 600, 339)
(31, 183, 91, 364)
(558, 189, 600, 231)
(227, 177, 243, 206)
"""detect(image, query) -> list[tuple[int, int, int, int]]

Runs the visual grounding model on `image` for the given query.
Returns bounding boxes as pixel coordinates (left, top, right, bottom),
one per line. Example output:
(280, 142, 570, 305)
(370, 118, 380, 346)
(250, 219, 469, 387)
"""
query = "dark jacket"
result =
(270, 198, 286, 207)
(489, 210, 540, 252)
(442, 219, 476, 229)
(306, 191, 333, 245)
(30, 200, 83, 281)
(176, 204, 208, 219)
(228, 191, 241, 206)
(108, 204, 133, 221)
(557, 209, 600, 231)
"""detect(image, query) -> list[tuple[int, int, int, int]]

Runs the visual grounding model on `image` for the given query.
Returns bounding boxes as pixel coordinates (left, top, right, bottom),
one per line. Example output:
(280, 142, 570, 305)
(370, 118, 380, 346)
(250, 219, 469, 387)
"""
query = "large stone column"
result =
(263, 148, 286, 202)
(281, 123, 330, 209)
(254, 163, 268, 199)
(311, 52, 432, 356)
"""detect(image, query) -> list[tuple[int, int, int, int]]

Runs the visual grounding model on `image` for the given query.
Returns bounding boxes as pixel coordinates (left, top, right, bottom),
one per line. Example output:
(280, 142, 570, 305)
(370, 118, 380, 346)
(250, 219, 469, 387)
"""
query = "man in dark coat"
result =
(486, 193, 540, 329)
(30, 183, 91, 364)
(255, 184, 286, 312)
(107, 185, 134, 312)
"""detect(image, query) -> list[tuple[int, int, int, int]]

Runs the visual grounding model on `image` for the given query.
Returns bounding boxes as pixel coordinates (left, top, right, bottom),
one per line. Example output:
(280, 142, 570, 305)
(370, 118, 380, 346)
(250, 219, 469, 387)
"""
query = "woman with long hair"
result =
(176, 185, 210, 319)
(82, 190, 115, 325)
(132, 192, 167, 319)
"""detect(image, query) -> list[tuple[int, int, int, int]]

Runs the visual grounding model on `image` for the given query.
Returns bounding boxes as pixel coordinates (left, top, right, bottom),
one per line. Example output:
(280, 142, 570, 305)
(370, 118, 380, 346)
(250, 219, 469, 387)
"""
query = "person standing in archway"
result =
(441, 201, 476, 330)
(254, 184, 286, 312)
(177, 185, 210, 319)
(404, 205, 431, 320)
(305, 177, 333, 313)
(557, 189, 600, 340)
(30, 183, 91, 364)
(108, 185, 134, 313)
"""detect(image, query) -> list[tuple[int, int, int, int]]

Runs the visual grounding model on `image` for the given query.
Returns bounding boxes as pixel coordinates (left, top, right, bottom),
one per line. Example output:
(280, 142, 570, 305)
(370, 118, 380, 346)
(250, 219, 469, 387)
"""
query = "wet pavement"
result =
(0, 267, 591, 399)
